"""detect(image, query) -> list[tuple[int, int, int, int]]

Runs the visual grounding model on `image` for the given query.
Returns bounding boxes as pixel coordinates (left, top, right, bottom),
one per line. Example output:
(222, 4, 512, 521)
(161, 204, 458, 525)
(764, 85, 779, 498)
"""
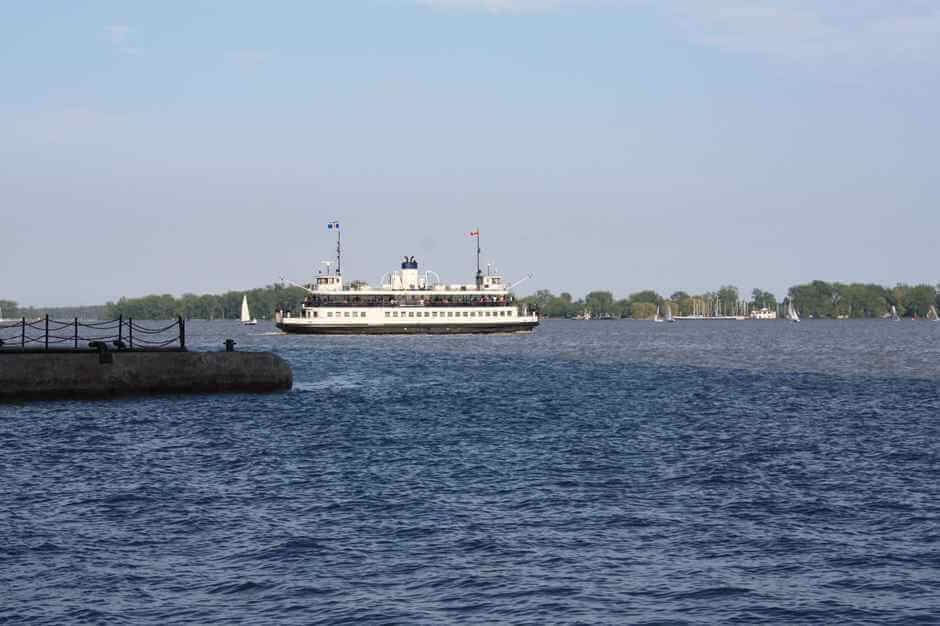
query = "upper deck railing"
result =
(301, 296, 515, 308)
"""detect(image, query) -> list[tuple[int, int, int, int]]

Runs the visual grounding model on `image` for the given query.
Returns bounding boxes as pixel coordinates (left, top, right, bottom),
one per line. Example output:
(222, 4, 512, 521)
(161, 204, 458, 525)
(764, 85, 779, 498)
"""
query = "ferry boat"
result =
(275, 226, 538, 335)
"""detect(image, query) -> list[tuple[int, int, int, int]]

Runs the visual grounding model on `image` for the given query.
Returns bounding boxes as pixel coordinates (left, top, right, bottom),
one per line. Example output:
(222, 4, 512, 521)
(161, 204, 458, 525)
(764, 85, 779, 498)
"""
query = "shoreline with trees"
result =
(519, 281, 940, 320)
(3, 280, 938, 321)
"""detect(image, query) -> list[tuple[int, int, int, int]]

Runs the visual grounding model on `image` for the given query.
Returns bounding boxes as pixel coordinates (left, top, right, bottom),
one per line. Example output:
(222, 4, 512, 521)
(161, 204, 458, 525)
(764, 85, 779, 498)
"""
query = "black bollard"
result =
(225, 339, 236, 352)
(88, 341, 113, 364)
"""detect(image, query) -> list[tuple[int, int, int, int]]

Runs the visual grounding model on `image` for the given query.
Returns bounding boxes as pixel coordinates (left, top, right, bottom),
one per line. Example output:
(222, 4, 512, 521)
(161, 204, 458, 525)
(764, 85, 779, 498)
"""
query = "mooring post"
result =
(179, 316, 186, 351)
(129, 318, 133, 350)
(44, 315, 49, 351)
(21, 317, 25, 348)
(74, 317, 78, 349)
(118, 315, 123, 346)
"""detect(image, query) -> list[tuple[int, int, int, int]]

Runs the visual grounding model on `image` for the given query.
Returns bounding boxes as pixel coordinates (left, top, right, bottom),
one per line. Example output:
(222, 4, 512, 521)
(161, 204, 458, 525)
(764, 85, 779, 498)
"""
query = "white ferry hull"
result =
(276, 320, 538, 335)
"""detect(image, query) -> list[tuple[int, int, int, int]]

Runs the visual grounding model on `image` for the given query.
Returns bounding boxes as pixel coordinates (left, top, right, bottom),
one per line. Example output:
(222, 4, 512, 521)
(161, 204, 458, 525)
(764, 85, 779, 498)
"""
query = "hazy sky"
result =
(2, 1, 939, 306)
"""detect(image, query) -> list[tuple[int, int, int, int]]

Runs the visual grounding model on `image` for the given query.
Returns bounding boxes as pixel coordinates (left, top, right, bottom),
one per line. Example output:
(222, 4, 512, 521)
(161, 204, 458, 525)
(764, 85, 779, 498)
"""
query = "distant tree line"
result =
(0, 300, 111, 320)
(3, 280, 938, 321)
(787, 281, 938, 319)
(519, 281, 940, 320)
(519, 285, 752, 319)
(0, 285, 309, 321)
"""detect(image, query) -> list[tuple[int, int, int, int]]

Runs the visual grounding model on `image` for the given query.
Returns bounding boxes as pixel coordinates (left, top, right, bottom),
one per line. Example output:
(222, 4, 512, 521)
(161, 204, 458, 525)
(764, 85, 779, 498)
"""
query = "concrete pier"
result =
(0, 351, 292, 400)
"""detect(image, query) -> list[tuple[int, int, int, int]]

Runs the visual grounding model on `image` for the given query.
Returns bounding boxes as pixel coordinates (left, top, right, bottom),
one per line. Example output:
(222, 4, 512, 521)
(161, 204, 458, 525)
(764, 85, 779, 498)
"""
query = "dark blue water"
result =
(3, 320, 940, 623)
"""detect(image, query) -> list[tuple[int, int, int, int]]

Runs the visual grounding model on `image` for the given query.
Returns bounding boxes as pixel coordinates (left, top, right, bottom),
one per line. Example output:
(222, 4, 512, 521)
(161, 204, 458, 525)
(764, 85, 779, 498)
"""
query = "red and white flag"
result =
(468, 229, 479, 237)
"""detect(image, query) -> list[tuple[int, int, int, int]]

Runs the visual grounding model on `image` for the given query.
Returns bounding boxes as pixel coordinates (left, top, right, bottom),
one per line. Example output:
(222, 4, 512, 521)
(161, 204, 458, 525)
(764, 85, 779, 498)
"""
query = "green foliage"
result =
(631, 302, 657, 320)
(629, 290, 661, 305)
(670, 291, 692, 315)
(522, 289, 579, 318)
(717, 285, 739, 312)
(750, 288, 777, 311)
(908, 284, 936, 317)
(788, 281, 938, 318)
(584, 291, 615, 317)
(104, 284, 308, 320)
(0, 299, 18, 317)
(9, 279, 938, 322)
(4, 299, 111, 320)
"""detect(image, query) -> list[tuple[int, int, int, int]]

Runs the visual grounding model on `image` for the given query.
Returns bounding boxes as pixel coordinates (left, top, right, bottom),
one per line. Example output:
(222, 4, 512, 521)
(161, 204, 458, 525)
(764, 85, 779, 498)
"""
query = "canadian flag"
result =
(468, 229, 479, 237)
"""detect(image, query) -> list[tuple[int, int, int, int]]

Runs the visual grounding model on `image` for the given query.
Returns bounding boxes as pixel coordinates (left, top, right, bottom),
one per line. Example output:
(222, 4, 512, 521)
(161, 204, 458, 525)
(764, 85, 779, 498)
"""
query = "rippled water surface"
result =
(3, 320, 940, 623)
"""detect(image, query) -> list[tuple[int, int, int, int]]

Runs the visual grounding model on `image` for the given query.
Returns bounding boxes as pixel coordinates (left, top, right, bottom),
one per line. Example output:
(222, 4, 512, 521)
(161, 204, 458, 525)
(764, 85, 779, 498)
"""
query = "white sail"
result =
(240, 295, 256, 324)
(653, 305, 663, 322)
(788, 301, 800, 323)
(929, 305, 939, 321)
(890, 305, 900, 321)
(664, 303, 674, 322)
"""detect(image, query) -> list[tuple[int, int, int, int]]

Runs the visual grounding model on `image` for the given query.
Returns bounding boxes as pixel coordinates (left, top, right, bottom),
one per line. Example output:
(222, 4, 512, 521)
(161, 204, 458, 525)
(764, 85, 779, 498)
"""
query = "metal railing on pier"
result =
(0, 316, 186, 352)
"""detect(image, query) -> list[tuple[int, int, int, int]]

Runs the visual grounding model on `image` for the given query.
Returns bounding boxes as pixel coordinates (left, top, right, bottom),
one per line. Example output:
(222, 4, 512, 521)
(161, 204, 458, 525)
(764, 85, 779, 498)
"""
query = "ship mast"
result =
(477, 231, 481, 274)
(328, 220, 341, 275)
(471, 228, 482, 288)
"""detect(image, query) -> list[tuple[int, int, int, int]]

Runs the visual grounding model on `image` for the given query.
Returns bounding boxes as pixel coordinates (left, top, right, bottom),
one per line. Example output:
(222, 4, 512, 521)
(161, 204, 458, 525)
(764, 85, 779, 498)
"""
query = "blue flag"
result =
(327, 221, 340, 230)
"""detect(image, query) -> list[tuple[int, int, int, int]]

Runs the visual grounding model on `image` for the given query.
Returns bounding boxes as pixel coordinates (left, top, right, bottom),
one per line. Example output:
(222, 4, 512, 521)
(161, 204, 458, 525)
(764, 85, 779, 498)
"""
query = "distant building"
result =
(750, 307, 777, 320)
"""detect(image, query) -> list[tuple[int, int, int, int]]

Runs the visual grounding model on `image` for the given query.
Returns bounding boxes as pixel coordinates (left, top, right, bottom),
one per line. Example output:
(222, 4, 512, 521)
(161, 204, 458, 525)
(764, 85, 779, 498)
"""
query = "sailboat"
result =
(787, 300, 800, 323)
(889, 305, 900, 321)
(653, 306, 663, 322)
(664, 303, 676, 323)
(241, 295, 257, 325)
(928, 305, 939, 322)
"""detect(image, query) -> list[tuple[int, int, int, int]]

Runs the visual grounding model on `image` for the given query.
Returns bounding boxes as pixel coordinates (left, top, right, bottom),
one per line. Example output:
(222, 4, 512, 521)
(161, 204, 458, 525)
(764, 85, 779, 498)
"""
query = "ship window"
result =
(409, 312, 414, 318)
(327, 311, 333, 318)
(424, 312, 429, 317)
(344, 311, 350, 317)
(463, 311, 468, 317)
(385, 312, 390, 318)
(448, 312, 453, 317)
(393, 311, 398, 317)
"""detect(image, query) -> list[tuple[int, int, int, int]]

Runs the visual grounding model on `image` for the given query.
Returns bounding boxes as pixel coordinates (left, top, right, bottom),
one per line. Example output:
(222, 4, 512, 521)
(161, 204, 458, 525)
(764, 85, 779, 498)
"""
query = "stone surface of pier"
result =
(0, 351, 293, 400)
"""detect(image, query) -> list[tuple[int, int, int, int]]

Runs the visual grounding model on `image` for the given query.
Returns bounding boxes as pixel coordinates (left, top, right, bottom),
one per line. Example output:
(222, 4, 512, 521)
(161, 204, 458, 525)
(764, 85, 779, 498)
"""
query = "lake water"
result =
(3, 320, 939, 623)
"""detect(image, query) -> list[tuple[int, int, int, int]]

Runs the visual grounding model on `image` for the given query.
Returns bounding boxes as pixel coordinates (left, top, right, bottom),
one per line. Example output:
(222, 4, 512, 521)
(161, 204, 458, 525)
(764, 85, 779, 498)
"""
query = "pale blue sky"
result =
(2, 1, 938, 306)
